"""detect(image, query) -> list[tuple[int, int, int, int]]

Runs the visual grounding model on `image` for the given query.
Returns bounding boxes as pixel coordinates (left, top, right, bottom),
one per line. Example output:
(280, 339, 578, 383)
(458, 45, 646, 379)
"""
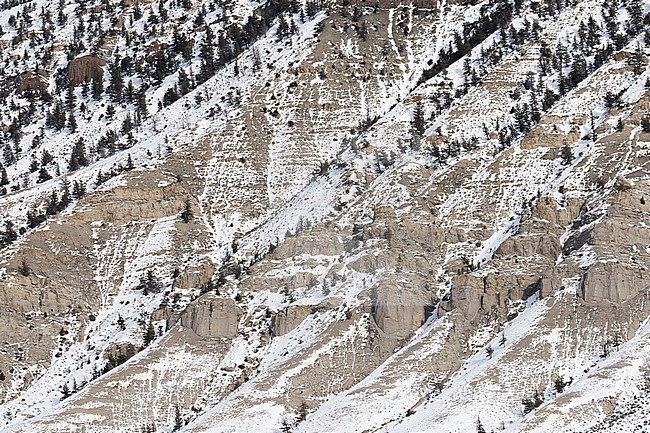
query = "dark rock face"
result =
(16, 71, 49, 99)
(66, 55, 106, 86)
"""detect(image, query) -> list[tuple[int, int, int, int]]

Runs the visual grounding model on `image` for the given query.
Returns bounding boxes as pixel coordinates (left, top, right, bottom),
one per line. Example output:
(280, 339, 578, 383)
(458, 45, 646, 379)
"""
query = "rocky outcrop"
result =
(66, 55, 106, 86)
(372, 281, 435, 341)
(180, 295, 242, 338)
(16, 71, 48, 99)
(172, 259, 215, 291)
(271, 305, 312, 336)
(273, 231, 345, 259)
(582, 262, 647, 304)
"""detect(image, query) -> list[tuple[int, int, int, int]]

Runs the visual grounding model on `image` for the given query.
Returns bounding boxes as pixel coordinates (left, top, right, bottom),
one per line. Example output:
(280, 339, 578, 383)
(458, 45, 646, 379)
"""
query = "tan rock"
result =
(180, 295, 242, 338)
(582, 262, 647, 304)
(272, 305, 312, 336)
(173, 259, 215, 291)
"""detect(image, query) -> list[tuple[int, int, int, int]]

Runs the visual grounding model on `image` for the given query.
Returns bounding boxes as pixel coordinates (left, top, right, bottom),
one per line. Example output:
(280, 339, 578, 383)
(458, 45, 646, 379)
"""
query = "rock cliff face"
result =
(66, 55, 106, 86)
(1, 0, 650, 432)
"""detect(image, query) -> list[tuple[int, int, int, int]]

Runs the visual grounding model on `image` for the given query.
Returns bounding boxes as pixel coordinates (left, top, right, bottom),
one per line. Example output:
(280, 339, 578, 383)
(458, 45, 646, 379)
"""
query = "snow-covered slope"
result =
(2, 0, 650, 432)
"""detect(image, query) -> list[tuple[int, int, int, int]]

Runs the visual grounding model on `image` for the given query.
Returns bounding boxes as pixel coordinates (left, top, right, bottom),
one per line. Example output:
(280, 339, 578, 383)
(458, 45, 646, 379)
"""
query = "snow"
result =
(3, 0, 650, 431)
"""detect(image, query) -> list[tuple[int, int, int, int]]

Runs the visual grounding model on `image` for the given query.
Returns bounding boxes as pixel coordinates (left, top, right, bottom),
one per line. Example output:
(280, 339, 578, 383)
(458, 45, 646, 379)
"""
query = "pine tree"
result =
(178, 69, 191, 96)
(0, 163, 8, 186)
(138, 270, 161, 295)
(604, 91, 619, 108)
(3, 142, 15, 165)
(627, 0, 643, 35)
(277, 15, 289, 39)
(137, 86, 148, 118)
(2, 221, 18, 245)
(412, 102, 426, 136)
(72, 180, 86, 199)
(280, 419, 292, 433)
(37, 166, 52, 183)
(143, 320, 156, 346)
(297, 402, 309, 421)
(27, 211, 46, 228)
(173, 405, 183, 431)
(66, 84, 75, 110)
(68, 111, 77, 132)
(61, 382, 70, 399)
(68, 138, 89, 171)
(569, 56, 587, 87)
(59, 178, 72, 208)
(476, 417, 486, 433)
(92, 76, 103, 100)
(554, 376, 568, 394)
(117, 315, 126, 330)
(108, 57, 124, 102)
(199, 29, 216, 82)
(45, 190, 60, 215)
(561, 144, 573, 165)
(629, 43, 644, 75)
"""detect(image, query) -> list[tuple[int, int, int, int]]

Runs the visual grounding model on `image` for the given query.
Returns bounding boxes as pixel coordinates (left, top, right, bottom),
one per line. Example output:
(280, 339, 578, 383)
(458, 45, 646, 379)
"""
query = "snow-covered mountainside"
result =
(1, 0, 650, 431)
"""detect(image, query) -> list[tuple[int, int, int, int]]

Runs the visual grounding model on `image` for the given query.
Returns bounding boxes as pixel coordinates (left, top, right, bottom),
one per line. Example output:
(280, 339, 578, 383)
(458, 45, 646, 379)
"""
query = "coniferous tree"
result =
(3, 143, 15, 166)
(136, 86, 149, 118)
(199, 29, 216, 82)
(91, 76, 103, 100)
(138, 270, 161, 295)
(108, 57, 124, 102)
(143, 320, 156, 346)
(180, 199, 192, 222)
(173, 405, 183, 431)
(627, 0, 643, 35)
(27, 211, 46, 228)
(126, 153, 134, 170)
(604, 91, 619, 109)
(412, 102, 426, 137)
(68, 138, 88, 171)
(0, 163, 8, 186)
(68, 111, 77, 132)
(117, 315, 126, 330)
(2, 221, 17, 245)
(59, 178, 71, 208)
(66, 85, 75, 110)
(569, 56, 588, 87)
(72, 180, 86, 199)
(45, 190, 60, 215)
(476, 418, 486, 433)
(177, 69, 191, 96)
(629, 43, 644, 75)
(277, 14, 289, 39)
(61, 382, 70, 399)
(37, 166, 52, 183)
